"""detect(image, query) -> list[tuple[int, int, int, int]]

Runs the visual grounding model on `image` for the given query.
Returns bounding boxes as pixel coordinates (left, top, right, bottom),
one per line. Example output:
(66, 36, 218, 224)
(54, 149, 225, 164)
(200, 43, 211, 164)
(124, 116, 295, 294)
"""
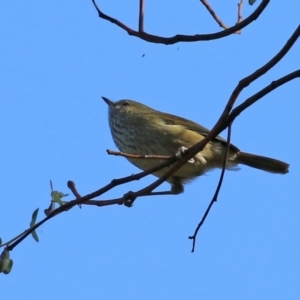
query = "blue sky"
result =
(1, 1, 299, 299)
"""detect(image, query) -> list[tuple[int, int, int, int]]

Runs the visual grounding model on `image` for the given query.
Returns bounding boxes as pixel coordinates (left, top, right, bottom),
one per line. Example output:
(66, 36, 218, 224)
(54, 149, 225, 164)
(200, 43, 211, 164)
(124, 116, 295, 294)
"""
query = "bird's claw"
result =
(176, 146, 195, 163)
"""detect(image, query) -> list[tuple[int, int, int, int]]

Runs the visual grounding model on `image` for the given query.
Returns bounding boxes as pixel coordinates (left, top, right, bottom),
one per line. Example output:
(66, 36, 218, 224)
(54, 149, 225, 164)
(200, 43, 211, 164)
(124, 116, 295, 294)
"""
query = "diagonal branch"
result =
(227, 70, 300, 127)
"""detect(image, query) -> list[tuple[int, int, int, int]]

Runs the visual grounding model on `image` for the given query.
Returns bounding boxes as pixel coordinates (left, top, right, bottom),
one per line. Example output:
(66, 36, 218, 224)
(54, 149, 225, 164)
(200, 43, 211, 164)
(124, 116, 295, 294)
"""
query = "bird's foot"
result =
(176, 146, 195, 163)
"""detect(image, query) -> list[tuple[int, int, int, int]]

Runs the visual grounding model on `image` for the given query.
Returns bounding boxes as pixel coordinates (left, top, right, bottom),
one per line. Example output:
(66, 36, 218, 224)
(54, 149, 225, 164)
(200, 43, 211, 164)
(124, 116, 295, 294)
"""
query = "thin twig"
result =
(227, 70, 300, 126)
(107, 149, 170, 160)
(189, 124, 232, 252)
(217, 25, 300, 134)
(200, 0, 230, 30)
(200, 0, 244, 34)
(237, 0, 245, 25)
(67, 181, 82, 199)
(139, 0, 144, 32)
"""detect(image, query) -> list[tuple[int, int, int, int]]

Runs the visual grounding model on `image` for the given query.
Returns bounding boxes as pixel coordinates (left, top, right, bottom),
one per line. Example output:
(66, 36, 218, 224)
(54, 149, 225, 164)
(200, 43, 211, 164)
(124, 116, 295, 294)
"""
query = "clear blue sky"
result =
(1, 1, 299, 299)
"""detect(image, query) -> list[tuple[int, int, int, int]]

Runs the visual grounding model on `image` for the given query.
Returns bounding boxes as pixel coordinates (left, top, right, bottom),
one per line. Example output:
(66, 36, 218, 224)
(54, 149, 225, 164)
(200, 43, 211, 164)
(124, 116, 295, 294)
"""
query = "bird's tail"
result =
(236, 151, 289, 174)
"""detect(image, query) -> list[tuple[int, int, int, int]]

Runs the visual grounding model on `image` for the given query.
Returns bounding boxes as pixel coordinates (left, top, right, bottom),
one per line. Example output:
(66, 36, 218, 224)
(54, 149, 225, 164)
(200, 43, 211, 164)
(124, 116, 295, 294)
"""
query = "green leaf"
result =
(0, 248, 9, 259)
(59, 192, 69, 198)
(30, 208, 39, 242)
(3, 259, 13, 275)
(30, 208, 39, 227)
(0, 237, 2, 246)
(52, 191, 64, 206)
(31, 230, 39, 243)
(249, 0, 256, 5)
(50, 180, 68, 205)
(0, 258, 10, 273)
(0, 249, 10, 273)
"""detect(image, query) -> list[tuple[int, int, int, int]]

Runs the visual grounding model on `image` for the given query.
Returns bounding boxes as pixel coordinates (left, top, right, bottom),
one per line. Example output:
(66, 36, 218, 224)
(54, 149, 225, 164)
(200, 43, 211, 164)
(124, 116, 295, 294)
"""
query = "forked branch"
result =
(92, 0, 269, 44)
(200, 0, 244, 34)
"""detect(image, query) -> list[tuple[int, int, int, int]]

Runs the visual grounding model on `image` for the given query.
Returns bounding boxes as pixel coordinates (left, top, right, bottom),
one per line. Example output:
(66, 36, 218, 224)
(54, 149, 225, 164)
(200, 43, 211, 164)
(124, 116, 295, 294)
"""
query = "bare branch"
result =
(200, 0, 244, 34)
(200, 0, 230, 30)
(237, 0, 245, 26)
(107, 149, 170, 160)
(139, 0, 144, 32)
(189, 124, 232, 252)
(92, 0, 269, 44)
(227, 70, 300, 127)
(67, 180, 82, 199)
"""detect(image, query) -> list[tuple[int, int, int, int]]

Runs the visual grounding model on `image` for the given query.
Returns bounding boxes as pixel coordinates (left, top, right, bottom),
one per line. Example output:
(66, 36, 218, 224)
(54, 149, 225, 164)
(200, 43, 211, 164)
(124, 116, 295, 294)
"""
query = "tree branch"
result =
(139, 0, 144, 32)
(200, 0, 244, 34)
(189, 124, 232, 252)
(92, 0, 269, 44)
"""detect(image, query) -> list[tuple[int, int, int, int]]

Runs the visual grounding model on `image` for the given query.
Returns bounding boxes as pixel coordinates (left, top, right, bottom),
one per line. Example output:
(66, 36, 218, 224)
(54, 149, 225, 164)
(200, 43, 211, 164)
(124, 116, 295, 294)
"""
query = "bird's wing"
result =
(161, 112, 240, 151)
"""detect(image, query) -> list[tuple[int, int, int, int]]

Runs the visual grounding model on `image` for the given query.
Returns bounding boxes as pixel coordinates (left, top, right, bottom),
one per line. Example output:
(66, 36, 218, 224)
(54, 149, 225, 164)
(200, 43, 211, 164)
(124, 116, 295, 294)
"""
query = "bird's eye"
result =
(122, 101, 130, 106)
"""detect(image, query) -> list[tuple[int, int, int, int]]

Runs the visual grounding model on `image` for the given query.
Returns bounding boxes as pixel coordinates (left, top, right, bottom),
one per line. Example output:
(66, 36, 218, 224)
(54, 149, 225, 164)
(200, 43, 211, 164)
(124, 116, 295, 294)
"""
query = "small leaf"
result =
(52, 191, 64, 206)
(30, 208, 39, 242)
(249, 0, 256, 5)
(0, 258, 10, 273)
(0, 237, 2, 246)
(0, 258, 9, 272)
(3, 259, 13, 275)
(0, 248, 10, 259)
(31, 230, 39, 243)
(30, 208, 39, 227)
(0, 249, 10, 273)
(58, 192, 69, 198)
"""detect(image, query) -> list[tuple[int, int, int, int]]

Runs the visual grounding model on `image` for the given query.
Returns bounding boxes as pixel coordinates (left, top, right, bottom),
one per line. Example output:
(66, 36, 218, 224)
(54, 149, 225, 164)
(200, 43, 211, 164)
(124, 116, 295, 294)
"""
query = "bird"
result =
(102, 97, 289, 194)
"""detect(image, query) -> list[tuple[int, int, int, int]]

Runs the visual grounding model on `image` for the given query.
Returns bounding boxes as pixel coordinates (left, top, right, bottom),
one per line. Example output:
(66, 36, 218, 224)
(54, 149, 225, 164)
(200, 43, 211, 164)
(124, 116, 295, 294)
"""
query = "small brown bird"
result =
(103, 97, 289, 194)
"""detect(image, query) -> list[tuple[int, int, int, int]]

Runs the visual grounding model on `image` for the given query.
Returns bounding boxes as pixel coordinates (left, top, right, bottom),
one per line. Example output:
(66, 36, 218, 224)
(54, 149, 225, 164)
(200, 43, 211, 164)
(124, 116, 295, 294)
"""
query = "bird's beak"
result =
(102, 97, 115, 107)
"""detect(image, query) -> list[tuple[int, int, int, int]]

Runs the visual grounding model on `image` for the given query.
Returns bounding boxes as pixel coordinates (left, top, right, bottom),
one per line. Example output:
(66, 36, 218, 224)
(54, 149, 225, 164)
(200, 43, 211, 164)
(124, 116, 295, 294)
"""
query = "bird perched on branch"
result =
(103, 97, 289, 194)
